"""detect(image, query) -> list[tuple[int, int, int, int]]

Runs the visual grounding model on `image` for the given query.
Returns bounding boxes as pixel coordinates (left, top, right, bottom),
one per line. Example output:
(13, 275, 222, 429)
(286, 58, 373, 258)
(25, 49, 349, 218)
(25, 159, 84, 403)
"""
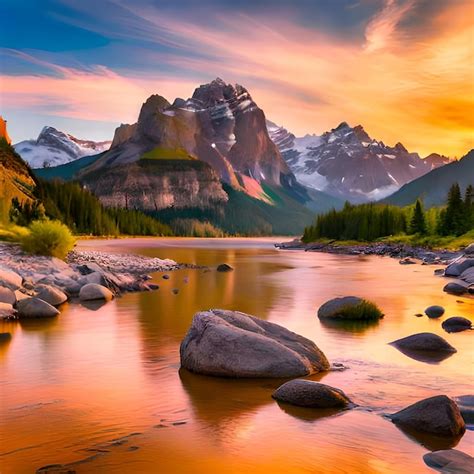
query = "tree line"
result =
(303, 183, 474, 242)
(9, 179, 171, 236)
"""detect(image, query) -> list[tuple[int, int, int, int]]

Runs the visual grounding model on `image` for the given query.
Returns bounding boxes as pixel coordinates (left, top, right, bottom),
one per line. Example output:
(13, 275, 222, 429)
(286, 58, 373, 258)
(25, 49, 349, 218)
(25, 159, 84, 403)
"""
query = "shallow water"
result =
(1, 238, 473, 473)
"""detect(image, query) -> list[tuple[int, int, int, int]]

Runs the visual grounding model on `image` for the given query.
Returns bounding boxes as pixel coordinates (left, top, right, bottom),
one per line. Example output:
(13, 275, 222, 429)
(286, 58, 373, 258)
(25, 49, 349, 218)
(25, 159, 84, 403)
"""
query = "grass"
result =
(334, 300, 384, 320)
(0, 223, 29, 242)
(140, 147, 196, 161)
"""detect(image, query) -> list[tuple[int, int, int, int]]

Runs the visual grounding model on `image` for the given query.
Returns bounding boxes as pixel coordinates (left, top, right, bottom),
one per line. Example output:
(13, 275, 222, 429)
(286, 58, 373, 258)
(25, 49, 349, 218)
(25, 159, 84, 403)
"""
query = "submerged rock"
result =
(272, 379, 351, 408)
(16, 298, 60, 318)
(79, 283, 114, 302)
(180, 309, 330, 378)
(423, 449, 474, 474)
(317, 296, 383, 320)
(390, 332, 456, 354)
(425, 305, 445, 318)
(390, 395, 466, 437)
(442, 317, 472, 333)
(35, 284, 68, 307)
(0, 286, 16, 305)
(216, 263, 233, 272)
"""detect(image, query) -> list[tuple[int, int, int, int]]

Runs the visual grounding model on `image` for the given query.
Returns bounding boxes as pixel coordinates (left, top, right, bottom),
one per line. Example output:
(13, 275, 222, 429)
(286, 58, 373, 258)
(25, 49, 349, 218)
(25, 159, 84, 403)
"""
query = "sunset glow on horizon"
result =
(1, 0, 473, 157)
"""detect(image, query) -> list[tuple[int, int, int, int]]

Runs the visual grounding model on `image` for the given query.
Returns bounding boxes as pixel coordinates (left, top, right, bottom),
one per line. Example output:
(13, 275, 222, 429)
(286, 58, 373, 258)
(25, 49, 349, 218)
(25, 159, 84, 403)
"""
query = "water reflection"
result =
(394, 423, 463, 451)
(389, 345, 457, 364)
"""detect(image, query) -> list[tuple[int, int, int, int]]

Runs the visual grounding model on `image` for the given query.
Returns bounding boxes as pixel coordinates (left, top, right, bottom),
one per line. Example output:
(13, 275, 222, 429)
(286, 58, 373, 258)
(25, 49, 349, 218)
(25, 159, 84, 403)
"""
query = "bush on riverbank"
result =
(20, 220, 75, 259)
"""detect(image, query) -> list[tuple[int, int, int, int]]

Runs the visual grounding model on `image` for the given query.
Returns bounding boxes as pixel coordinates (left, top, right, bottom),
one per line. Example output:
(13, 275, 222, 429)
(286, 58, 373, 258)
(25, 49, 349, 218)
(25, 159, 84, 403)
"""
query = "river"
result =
(1, 238, 473, 473)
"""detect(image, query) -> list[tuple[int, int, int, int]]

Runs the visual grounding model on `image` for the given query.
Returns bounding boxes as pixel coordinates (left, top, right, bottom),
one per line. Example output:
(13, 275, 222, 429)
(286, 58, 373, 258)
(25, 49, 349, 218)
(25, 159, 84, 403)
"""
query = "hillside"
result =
(383, 150, 474, 207)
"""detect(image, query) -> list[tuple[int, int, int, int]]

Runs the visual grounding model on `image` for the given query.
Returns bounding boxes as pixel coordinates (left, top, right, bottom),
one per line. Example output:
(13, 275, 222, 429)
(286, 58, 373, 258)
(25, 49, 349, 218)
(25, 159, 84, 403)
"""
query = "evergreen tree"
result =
(439, 183, 465, 236)
(409, 199, 427, 234)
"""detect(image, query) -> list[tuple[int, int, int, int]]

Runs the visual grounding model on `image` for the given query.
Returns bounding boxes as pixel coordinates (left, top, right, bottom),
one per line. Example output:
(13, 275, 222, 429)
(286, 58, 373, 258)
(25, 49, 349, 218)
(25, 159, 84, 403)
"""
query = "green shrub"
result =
(337, 300, 384, 320)
(21, 220, 76, 259)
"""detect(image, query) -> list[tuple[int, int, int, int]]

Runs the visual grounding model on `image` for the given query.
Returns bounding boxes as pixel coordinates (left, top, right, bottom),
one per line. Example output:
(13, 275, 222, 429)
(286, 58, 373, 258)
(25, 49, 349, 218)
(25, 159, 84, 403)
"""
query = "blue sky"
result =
(0, 0, 472, 156)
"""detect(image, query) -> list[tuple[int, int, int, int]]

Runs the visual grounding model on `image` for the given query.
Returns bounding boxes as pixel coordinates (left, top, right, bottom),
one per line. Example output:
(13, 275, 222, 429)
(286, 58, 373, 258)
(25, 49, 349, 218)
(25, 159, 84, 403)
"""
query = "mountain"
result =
(383, 149, 474, 207)
(0, 120, 36, 223)
(268, 121, 448, 202)
(423, 153, 452, 170)
(14, 126, 111, 169)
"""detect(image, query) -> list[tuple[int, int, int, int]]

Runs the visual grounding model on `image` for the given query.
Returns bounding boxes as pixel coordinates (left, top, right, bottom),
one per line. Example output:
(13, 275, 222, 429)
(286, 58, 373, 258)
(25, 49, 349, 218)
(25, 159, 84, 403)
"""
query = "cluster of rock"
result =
(0, 242, 178, 320)
(442, 243, 474, 296)
(276, 240, 460, 265)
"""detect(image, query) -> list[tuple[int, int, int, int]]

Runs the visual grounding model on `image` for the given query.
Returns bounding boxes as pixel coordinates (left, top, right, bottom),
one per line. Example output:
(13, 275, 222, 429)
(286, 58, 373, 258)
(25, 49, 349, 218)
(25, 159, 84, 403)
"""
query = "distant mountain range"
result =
(14, 127, 111, 169)
(383, 149, 474, 207)
(267, 120, 451, 202)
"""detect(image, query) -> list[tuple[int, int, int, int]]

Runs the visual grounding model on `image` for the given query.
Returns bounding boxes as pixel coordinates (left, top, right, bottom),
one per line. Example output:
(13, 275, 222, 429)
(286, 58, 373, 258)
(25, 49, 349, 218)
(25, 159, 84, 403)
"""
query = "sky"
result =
(0, 0, 473, 157)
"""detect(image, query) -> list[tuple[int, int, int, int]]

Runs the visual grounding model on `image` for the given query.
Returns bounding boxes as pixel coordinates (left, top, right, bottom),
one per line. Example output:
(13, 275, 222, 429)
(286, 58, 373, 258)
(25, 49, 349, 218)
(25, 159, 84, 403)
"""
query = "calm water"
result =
(1, 238, 473, 473)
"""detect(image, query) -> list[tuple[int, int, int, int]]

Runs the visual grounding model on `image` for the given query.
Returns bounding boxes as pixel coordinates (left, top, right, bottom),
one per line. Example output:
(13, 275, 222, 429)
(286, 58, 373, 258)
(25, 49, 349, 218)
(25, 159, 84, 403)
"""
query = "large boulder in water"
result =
(390, 395, 466, 437)
(0, 286, 16, 305)
(424, 449, 474, 474)
(180, 309, 330, 378)
(35, 284, 68, 306)
(445, 258, 474, 277)
(442, 317, 472, 333)
(425, 305, 445, 318)
(0, 267, 22, 290)
(317, 296, 383, 320)
(272, 379, 351, 408)
(16, 297, 60, 318)
(79, 283, 114, 302)
(443, 281, 469, 295)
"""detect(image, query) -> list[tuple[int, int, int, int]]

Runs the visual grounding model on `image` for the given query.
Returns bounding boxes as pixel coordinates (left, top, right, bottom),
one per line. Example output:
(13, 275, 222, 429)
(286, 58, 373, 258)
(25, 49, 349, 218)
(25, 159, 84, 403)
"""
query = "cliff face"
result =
(0, 117, 11, 144)
(83, 79, 298, 208)
(83, 159, 228, 211)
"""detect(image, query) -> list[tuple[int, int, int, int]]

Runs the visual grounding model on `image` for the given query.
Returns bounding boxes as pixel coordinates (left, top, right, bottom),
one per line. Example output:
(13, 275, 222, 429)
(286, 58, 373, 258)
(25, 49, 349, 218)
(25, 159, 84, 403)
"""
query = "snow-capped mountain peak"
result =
(14, 127, 111, 169)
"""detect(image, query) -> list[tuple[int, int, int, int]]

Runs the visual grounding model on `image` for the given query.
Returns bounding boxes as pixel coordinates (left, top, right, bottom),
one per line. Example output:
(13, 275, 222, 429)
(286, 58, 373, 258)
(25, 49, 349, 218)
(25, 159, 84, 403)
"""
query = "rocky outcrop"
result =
(317, 296, 383, 320)
(445, 258, 474, 277)
(16, 297, 60, 318)
(390, 395, 465, 437)
(0, 116, 11, 144)
(180, 309, 330, 378)
(423, 449, 474, 474)
(272, 380, 352, 408)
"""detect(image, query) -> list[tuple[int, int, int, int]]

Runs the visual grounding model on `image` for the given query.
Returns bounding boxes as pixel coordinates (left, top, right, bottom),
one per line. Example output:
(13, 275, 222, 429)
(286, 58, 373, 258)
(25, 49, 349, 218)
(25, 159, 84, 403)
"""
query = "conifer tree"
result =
(409, 199, 427, 234)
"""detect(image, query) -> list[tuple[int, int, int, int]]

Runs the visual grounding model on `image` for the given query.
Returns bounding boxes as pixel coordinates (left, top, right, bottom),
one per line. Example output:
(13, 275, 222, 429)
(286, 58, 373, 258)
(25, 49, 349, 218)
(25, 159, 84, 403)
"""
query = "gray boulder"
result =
(390, 395, 465, 437)
(180, 309, 330, 378)
(217, 263, 233, 272)
(460, 267, 474, 285)
(79, 283, 114, 302)
(424, 449, 474, 474)
(463, 243, 474, 255)
(317, 296, 383, 320)
(0, 286, 16, 305)
(443, 281, 469, 295)
(445, 258, 474, 277)
(16, 297, 60, 318)
(35, 284, 68, 306)
(272, 379, 351, 408)
(454, 395, 474, 425)
(390, 333, 456, 353)
(442, 317, 472, 333)
(0, 267, 22, 290)
(425, 305, 445, 318)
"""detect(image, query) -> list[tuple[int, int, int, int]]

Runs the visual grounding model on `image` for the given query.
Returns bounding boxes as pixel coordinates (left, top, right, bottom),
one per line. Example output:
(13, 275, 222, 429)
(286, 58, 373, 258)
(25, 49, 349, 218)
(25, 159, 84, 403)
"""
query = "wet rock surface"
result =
(423, 449, 474, 474)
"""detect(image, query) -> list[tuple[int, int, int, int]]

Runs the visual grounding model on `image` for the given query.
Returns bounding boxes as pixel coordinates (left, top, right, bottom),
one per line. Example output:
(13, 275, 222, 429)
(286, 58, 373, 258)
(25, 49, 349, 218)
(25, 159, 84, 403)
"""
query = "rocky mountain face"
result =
(268, 121, 449, 202)
(0, 117, 11, 144)
(82, 78, 301, 208)
(423, 153, 452, 170)
(384, 149, 474, 207)
(0, 121, 36, 222)
(14, 127, 111, 169)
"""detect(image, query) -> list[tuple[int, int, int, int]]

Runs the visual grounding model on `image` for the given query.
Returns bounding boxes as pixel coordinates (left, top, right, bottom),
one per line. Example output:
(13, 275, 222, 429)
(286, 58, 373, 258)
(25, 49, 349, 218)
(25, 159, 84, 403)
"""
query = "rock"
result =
(79, 283, 114, 302)
(443, 281, 469, 295)
(217, 263, 233, 272)
(434, 268, 445, 275)
(0, 267, 22, 290)
(0, 332, 12, 343)
(14, 290, 30, 302)
(414, 313, 424, 317)
(454, 395, 474, 425)
(445, 258, 474, 277)
(16, 297, 60, 318)
(423, 449, 474, 474)
(442, 317, 472, 333)
(390, 395, 466, 437)
(390, 332, 456, 353)
(35, 284, 68, 306)
(147, 283, 159, 290)
(317, 296, 383, 320)
(85, 272, 104, 285)
(172, 288, 179, 295)
(425, 305, 445, 318)
(399, 257, 416, 265)
(0, 302, 15, 318)
(272, 379, 351, 408)
(180, 309, 330, 378)
(162, 274, 170, 280)
(460, 266, 474, 285)
(463, 243, 474, 255)
(0, 286, 16, 305)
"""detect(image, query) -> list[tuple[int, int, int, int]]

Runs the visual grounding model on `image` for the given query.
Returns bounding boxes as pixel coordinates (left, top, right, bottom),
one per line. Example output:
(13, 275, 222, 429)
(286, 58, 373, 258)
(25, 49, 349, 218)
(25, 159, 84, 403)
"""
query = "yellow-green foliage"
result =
(171, 218, 224, 237)
(337, 300, 384, 320)
(0, 223, 29, 242)
(141, 147, 195, 161)
(21, 220, 76, 260)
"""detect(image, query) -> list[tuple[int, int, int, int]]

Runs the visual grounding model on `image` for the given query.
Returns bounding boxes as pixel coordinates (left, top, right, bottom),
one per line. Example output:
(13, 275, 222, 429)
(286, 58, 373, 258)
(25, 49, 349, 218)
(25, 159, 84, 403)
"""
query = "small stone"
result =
(442, 317, 472, 333)
(217, 263, 233, 272)
(162, 274, 170, 280)
(425, 305, 445, 318)
(172, 288, 179, 295)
